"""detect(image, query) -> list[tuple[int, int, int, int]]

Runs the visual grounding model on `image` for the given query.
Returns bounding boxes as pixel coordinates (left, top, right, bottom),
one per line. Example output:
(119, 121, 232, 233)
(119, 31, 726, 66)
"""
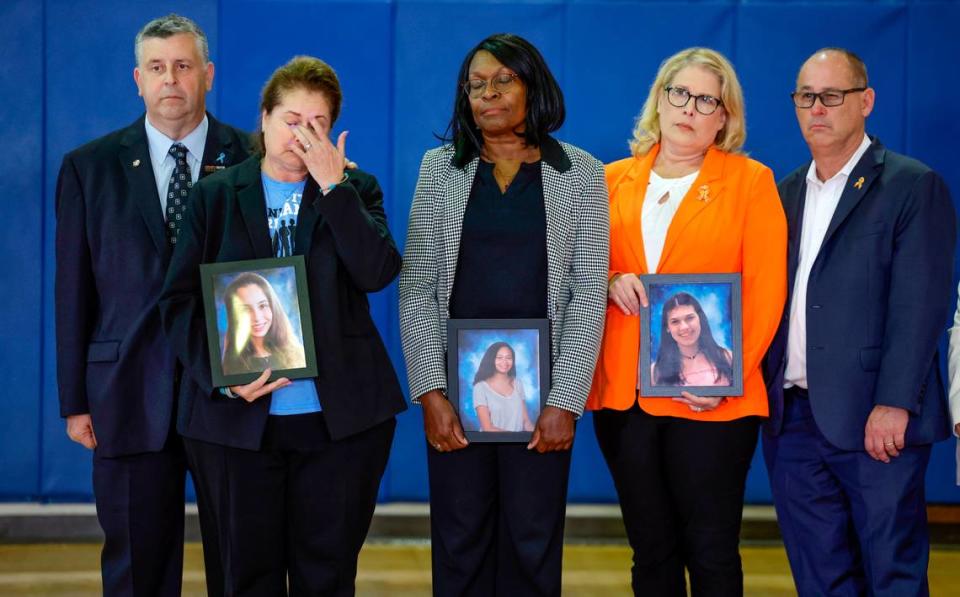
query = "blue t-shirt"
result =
(261, 172, 321, 415)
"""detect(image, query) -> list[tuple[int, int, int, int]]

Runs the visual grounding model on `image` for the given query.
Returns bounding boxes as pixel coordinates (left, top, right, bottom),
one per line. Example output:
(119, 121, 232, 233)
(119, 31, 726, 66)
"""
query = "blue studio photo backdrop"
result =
(3, 0, 959, 504)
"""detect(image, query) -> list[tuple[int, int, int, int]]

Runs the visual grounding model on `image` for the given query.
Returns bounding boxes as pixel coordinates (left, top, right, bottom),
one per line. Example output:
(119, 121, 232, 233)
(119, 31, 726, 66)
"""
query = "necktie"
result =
(166, 143, 193, 245)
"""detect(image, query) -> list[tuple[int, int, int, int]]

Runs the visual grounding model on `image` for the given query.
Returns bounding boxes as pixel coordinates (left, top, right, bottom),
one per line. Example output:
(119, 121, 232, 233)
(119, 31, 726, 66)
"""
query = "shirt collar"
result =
(144, 114, 209, 164)
(806, 133, 872, 187)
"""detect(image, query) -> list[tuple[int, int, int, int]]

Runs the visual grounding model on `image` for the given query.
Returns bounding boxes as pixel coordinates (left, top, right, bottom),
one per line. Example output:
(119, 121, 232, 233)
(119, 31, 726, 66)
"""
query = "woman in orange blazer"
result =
(587, 48, 787, 596)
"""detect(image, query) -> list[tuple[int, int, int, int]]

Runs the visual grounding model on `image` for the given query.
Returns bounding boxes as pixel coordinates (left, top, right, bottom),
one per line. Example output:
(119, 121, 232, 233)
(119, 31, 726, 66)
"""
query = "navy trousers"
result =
(763, 391, 931, 597)
(427, 442, 572, 597)
(93, 438, 187, 597)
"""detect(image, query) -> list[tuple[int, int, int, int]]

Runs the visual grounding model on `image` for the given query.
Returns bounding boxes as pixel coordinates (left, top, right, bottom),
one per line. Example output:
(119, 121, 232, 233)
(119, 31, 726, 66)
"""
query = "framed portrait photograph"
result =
(447, 318, 550, 443)
(638, 273, 743, 397)
(200, 256, 318, 388)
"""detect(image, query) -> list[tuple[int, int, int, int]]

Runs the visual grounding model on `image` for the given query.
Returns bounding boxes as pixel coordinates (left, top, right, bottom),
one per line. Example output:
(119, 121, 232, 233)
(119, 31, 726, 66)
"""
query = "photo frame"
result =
(200, 256, 318, 388)
(638, 273, 743, 397)
(447, 318, 550, 443)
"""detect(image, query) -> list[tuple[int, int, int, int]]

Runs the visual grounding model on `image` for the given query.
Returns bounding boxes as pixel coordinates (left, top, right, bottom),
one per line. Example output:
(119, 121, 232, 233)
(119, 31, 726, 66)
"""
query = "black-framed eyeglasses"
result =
(791, 87, 866, 108)
(463, 73, 520, 99)
(664, 86, 723, 115)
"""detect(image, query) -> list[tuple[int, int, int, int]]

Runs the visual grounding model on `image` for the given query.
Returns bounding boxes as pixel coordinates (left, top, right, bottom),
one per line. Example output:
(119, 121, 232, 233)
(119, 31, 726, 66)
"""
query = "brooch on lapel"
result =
(697, 184, 710, 202)
(853, 176, 865, 190)
(203, 152, 228, 173)
(132, 159, 141, 167)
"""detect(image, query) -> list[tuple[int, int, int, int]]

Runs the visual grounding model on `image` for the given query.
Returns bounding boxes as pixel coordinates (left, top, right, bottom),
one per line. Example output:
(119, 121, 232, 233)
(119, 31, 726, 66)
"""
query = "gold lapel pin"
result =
(698, 184, 710, 202)
(132, 159, 141, 167)
(854, 176, 864, 189)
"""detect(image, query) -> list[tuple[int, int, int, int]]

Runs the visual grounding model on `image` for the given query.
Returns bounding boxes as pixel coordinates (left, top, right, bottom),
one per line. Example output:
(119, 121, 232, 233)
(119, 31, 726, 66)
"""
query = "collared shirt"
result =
(784, 134, 872, 389)
(144, 114, 208, 217)
(642, 169, 699, 273)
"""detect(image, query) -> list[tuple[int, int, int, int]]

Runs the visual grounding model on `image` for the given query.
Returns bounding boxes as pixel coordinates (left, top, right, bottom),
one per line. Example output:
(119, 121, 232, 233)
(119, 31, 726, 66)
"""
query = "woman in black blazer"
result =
(160, 55, 406, 595)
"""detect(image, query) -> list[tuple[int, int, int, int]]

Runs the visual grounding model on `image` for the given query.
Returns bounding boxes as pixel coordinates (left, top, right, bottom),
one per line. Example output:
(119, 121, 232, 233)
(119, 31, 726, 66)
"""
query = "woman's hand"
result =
(421, 390, 469, 452)
(527, 406, 575, 452)
(672, 391, 724, 413)
(609, 273, 649, 315)
(290, 117, 348, 189)
(229, 368, 291, 403)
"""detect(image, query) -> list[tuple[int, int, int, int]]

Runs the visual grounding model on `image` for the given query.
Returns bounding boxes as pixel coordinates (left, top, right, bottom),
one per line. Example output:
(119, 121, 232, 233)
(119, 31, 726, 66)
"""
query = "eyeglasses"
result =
(791, 87, 866, 108)
(664, 86, 723, 115)
(463, 73, 520, 99)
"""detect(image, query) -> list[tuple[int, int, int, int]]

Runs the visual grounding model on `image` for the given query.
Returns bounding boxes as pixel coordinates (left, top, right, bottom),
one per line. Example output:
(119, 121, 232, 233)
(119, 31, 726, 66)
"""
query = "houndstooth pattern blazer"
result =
(399, 138, 609, 415)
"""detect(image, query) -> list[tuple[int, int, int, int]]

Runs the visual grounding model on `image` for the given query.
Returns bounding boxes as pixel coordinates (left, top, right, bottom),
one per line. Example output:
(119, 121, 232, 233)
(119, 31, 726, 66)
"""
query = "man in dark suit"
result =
(55, 13, 251, 596)
(762, 47, 956, 596)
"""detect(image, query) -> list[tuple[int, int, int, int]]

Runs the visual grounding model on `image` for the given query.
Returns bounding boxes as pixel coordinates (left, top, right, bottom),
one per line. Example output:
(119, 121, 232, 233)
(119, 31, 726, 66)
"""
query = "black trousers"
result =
(593, 406, 760, 597)
(427, 442, 572, 597)
(93, 433, 188, 597)
(184, 413, 396, 597)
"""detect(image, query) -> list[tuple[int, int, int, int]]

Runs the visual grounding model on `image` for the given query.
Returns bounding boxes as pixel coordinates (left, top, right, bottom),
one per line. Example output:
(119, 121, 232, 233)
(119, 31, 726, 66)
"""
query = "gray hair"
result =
(134, 14, 209, 66)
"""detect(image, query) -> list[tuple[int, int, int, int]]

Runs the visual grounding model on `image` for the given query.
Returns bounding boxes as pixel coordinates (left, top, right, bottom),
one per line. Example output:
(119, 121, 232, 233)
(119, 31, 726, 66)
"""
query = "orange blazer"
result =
(586, 145, 787, 421)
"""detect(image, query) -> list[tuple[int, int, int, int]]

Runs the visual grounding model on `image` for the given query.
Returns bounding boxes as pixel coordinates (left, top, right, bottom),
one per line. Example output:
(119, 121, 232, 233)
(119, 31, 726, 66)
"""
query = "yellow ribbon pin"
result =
(698, 185, 710, 202)
(854, 176, 864, 189)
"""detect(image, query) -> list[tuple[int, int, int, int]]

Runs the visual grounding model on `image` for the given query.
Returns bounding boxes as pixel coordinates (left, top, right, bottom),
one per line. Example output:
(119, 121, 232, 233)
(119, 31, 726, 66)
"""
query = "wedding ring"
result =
(694, 406, 703, 412)
(884, 442, 895, 447)
(303, 142, 312, 150)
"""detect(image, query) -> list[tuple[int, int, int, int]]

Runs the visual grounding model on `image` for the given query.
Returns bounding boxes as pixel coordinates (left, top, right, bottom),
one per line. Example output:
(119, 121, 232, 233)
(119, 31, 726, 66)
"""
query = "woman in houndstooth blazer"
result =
(399, 33, 608, 596)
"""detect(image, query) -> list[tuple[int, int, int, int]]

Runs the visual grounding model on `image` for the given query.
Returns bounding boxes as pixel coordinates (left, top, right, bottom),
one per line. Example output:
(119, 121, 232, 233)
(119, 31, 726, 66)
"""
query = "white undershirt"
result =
(784, 134, 872, 389)
(642, 170, 699, 272)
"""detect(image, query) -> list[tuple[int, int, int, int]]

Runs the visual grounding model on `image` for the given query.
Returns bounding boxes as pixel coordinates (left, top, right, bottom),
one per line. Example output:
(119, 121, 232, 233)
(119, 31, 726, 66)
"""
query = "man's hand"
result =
(229, 368, 291, 403)
(864, 405, 909, 463)
(66, 414, 97, 450)
(421, 390, 468, 452)
(527, 406, 575, 453)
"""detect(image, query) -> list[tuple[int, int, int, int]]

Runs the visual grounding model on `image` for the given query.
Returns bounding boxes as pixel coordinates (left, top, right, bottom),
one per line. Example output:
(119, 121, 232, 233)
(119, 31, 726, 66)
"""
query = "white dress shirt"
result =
(642, 169, 699, 273)
(784, 134, 872, 389)
(144, 115, 208, 217)
(947, 284, 960, 437)
(947, 285, 960, 483)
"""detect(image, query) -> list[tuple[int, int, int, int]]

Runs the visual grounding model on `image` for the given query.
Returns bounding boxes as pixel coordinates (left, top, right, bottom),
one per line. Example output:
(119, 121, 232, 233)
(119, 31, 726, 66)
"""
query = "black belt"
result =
(785, 385, 809, 399)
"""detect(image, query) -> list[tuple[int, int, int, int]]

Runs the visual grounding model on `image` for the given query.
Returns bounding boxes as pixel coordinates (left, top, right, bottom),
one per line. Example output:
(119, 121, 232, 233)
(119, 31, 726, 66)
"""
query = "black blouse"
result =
(449, 160, 549, 319)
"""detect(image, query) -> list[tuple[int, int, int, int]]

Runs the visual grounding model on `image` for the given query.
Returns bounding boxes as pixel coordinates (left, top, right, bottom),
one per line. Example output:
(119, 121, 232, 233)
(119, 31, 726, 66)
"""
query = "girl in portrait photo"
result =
(652, 291, 733, 387)
(472, 341, 535, 432)
(220, 271, 305, 375)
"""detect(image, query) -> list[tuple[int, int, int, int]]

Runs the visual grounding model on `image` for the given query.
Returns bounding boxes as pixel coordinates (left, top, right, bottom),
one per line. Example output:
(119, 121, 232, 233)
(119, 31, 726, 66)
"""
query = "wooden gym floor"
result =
(1, 541, 959, 596)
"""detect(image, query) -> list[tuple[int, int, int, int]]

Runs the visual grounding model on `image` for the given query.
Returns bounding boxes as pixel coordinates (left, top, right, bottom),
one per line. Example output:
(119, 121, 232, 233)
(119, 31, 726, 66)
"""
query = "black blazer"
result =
(159, 155, 406, 450)
(763, 138, 956, 450)
(55, 114, 252, 458)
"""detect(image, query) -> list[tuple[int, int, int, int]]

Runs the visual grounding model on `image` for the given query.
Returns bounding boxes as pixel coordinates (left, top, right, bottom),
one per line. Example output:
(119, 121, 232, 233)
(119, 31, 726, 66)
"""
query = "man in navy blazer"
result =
(763, 48, 956, 596)
(55, 14, 250, 596)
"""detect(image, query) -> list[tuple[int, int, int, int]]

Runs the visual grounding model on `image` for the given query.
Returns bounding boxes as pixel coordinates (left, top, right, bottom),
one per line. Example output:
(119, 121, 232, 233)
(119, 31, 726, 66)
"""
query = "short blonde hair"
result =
(629, 48, 746, 157)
